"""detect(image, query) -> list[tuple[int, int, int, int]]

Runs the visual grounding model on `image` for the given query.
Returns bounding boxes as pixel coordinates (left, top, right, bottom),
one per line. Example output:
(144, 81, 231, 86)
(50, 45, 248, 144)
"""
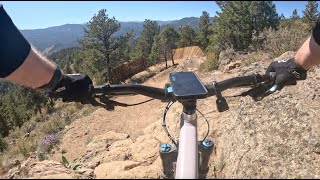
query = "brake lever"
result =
(239, 83, 278, 101)
(235, 72, 277, 101)
(252, 85, 278, 101)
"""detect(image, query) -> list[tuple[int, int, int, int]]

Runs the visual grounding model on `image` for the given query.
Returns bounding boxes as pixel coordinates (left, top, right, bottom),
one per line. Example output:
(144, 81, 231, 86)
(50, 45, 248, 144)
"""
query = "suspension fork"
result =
(198, 138, 214, 179)
(159, 100, 214, 179)
(159, 143, 178, 179)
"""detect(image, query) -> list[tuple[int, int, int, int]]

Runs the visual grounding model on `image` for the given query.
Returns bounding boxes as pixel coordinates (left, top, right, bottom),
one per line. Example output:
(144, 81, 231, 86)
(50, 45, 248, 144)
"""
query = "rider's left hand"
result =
(49, 73, 94, 104)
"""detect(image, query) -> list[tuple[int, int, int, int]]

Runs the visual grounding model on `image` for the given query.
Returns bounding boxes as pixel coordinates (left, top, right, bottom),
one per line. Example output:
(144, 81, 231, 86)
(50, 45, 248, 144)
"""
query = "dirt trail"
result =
(48, 56, 248, 175)
(49, 58, 185, 162)
(47, 56, 249, 179)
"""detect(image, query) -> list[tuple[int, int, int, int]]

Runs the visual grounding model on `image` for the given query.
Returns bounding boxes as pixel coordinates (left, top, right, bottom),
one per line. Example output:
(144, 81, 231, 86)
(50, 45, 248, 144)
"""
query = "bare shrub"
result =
(218, 46, 239, 67)
(253, 20, 310, 58)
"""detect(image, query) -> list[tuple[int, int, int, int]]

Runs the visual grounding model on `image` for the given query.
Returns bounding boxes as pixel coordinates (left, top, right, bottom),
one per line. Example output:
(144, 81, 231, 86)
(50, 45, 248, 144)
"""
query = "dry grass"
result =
(0, 102, 97, 171)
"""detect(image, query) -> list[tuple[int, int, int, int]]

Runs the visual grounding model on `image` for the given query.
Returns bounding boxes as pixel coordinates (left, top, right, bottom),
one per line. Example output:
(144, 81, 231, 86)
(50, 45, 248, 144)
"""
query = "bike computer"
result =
(169, 72, 208, 100)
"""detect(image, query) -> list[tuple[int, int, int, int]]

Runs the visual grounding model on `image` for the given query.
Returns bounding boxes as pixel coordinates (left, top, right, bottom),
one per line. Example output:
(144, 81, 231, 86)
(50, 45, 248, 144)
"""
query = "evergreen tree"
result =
(159, 27, 180, 68)
(132, 19, 160, 66)
(178, 25, 197, 48)
(303, 1, 319, 31)
(197, 11, 211, 50)
(0, 84, 49, 137)
(149, 35, 161, 65)
(49, 47, 79, 71)
(250, 1, 279, 33)
(291, 9, 300, 20)
(78, 9, 133, 83)
(208, 1, 279, 53)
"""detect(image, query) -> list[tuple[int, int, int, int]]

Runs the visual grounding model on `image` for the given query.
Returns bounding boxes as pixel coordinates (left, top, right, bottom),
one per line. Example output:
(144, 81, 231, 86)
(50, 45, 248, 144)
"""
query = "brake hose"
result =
(162, 101, 178, 148)
(196, 109, 210, 142)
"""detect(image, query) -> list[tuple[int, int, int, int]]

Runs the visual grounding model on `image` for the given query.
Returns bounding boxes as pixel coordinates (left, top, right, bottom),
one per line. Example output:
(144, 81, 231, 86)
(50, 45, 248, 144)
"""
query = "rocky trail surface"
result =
(4, 51, 320, 179)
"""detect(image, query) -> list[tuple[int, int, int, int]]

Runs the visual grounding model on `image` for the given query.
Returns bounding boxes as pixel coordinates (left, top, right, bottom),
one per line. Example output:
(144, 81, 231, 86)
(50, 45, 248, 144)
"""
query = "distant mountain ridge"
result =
(20, 17, 202, 55)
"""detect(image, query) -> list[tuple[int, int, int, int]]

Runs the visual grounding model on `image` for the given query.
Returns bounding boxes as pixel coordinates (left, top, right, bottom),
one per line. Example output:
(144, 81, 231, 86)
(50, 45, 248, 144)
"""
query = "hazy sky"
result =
(0, 1, 314, 30)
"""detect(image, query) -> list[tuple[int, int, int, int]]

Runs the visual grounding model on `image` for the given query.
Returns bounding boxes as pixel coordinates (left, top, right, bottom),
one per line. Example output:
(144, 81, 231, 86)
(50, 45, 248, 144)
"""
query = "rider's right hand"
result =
(265, 58, 308, 90)
(49, 73, 94, 104)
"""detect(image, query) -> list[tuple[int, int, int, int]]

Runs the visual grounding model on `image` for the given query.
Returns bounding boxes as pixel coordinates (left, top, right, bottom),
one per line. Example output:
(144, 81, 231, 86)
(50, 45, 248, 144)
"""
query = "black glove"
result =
(49, 73, 94, 104)
(266, 58, 308, 90)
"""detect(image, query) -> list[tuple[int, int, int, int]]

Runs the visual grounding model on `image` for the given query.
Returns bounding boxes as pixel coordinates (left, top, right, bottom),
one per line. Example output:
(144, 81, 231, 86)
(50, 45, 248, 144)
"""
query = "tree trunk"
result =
(164, 53, 168, 69)
(170, 51, 175, 66)
(107, 54, 111, 83)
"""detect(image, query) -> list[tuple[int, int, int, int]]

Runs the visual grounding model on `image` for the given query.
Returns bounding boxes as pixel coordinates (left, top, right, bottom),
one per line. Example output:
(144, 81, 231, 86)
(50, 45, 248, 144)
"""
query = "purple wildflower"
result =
(39, 133, 59, 153)
(42, 134, 57, 145)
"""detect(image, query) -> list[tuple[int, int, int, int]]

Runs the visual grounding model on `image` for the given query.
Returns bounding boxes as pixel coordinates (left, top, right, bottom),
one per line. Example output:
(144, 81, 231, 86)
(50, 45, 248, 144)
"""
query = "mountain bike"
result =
(51, 71, 278, 179)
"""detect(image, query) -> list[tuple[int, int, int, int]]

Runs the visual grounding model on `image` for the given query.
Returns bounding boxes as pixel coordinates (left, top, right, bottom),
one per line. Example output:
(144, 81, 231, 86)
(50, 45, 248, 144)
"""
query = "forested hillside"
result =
(21, 17, 202, 55)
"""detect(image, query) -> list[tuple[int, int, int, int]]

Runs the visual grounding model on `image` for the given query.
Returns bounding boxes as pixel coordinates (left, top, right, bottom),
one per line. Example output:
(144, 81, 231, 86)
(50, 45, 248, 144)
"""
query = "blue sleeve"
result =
(0, 4, 31, 78)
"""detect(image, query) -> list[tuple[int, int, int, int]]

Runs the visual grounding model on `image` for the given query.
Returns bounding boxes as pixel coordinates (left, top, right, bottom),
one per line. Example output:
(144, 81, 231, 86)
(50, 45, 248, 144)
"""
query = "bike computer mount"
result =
(167, 71, 229, 113)
(169, 72, 208, 101)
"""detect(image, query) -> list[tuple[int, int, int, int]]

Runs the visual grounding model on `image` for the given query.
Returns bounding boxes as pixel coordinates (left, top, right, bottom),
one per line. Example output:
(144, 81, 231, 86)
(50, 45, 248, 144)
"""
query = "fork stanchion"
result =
(198, 138, 214, 179)
(159, 143, 178, 179)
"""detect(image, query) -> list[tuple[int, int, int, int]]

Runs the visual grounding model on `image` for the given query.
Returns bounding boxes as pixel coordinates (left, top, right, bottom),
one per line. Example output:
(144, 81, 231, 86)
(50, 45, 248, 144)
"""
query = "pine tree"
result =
(178, 25, 197, 48)
(197, 11, 211, 50)
(291, 9, 300, 20)
(208, 1, 279, 53)
(149, 35, 161, 65)
(250, 1, 279, 33)
(159, 27, 179, 68)
(0, 85, 49, 137)
(132, 19, 160, 66)
(78, 9, 133, 83)
(303, 1, 319, 31)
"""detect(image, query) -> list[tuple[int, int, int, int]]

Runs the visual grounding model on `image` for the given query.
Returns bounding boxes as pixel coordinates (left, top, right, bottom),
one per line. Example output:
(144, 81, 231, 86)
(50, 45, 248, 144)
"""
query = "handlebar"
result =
(93, 84, 171, 101)
(48, 72, 276, 111)
(92, 73, 276, 102)
(205, 73, 274, 95)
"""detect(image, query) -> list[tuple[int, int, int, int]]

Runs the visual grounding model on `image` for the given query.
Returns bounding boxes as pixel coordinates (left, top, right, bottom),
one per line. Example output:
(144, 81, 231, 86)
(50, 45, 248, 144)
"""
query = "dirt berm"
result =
(5, 51, 320, 179)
